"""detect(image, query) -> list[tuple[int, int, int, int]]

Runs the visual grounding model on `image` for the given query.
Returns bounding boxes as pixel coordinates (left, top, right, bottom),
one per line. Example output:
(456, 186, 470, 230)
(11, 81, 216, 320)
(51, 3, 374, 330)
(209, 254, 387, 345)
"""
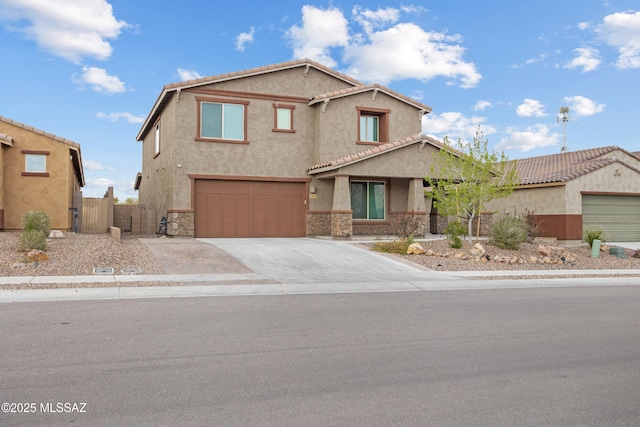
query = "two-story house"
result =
(135, 59, 453, 238)
(0, 116, 84, 231)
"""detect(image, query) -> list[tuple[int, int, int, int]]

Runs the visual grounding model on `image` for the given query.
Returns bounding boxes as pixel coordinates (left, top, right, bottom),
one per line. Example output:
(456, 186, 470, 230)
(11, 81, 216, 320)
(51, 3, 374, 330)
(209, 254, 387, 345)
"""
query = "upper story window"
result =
(273, 104, 295, 133)
(154, 120, 161, 157)
(197, 96, 249, 143)
(357, 107, 390, 145)
(360, 115, 378, 142)
(22, 150, 50, 177)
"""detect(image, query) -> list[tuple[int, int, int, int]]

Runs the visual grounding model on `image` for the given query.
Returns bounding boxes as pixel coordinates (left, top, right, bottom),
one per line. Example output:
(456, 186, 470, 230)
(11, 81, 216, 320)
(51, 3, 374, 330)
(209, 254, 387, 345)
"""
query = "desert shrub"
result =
(22, 211, 50, 235)
(443, 221, 467, 249)
(18, 229, 47, 251)
(489, 215, 527, 250)
(583, 227, 605, 248)
(391, 214, 422, 239)
(521, 208, 545, 243)
(18, 211, 50, 252)
(372, 236, 415, 254)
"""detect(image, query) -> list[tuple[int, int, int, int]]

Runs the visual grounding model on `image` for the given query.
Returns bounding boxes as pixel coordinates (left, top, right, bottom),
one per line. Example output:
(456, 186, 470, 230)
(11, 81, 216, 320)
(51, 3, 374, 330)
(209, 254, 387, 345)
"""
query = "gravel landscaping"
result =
(1, 232, 639, 291)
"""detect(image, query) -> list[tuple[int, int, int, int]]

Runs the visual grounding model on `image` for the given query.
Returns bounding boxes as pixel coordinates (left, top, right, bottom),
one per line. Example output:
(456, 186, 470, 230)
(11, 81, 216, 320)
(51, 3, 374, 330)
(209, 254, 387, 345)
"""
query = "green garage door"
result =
(582, 195, 640, 241)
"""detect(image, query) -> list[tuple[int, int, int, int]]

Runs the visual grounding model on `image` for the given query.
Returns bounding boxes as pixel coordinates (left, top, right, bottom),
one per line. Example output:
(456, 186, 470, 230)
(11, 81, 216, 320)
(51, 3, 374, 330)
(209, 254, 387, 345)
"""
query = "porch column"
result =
(407, 178, 427, 213)
(331, 175, 352, 237)
(407, 178, 429, 236)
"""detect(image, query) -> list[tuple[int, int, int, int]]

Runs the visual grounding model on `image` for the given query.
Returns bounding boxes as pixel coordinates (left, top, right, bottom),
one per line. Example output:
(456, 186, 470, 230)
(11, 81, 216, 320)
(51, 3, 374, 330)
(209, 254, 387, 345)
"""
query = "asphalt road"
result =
(2, 286, 640, 426)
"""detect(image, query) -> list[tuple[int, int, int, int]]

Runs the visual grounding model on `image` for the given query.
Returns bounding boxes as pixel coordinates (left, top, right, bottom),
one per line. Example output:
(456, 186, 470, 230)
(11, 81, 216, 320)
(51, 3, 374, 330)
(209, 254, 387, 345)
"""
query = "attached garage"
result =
(582, 194, 640, 241)
(194, 179, 307, 238)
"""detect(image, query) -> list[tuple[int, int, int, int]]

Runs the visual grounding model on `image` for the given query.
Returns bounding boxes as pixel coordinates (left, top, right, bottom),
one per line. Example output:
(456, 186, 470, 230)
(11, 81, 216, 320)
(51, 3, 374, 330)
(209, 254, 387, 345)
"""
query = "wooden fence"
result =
(82, 197, 109, 233)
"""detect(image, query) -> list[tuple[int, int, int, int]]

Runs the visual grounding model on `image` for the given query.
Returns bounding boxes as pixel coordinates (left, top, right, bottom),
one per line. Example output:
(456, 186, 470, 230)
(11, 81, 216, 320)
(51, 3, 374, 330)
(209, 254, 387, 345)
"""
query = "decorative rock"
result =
(469, 243, 485, 258)
(425, 249, 435, 256)
(406, 242, 425, 255)
(537, 244, 552, 257)
(48, 230, 65, 239)
(26, 249, 48, 262)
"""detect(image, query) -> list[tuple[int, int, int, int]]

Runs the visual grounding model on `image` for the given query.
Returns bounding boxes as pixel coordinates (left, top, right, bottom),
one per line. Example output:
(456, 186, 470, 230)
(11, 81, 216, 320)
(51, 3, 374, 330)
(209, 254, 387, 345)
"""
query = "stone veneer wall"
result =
(331, 211, 352, 237)
(167, 210, 195, 237)
(469, 212, 494, 237)
(306, 212, 331, 236)
(353, 213, 429, 237)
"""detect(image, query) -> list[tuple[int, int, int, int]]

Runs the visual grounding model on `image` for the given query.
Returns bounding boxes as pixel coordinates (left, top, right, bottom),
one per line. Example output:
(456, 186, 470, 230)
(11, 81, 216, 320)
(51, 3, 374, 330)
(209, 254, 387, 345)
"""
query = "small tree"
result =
(426, 127, 519, 242)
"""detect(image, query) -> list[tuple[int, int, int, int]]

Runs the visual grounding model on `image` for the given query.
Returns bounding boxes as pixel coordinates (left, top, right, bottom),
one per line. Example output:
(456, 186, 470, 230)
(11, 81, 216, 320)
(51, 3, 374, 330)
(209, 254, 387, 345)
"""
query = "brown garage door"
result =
(194, 179, 306, 238)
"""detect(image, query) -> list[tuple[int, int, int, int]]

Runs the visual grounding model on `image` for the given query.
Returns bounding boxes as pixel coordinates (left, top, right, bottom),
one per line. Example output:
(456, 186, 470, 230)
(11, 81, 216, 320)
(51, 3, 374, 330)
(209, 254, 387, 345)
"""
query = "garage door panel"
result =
(582, 195, 640, 241)
(195, 179, 306, 238)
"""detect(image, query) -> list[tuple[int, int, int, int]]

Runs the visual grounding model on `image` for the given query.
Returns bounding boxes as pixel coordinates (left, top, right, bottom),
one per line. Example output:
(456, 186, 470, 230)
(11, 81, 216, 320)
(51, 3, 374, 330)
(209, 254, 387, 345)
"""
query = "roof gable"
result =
(309, 83, 432, 113)
(307, 134, 450, 174)
(515, 146, 640, 186)
(0, 115, 84, 186)
(137, 59, 366, 140)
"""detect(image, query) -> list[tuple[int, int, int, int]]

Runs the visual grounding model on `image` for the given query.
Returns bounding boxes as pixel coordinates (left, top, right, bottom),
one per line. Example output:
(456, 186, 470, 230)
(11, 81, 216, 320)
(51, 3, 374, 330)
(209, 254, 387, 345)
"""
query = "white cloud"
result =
(596, 10, 640, 69)
(286, 5, 481, 88)
(564, 47, 601, 72)
(286, 5, 350, 68)
(83, 177, 137, 198)
(177, 68, 202, 81)
(235, 27, 255, 52)
(0, 0, 128, 63)
(73, 66, 125, 94)
(516, 99, 546, 117)
(495, 125, 560, 152)
(96, 112, 144, 124)
(563, 95, 605, 116)
(578, 22, 590, 30)
(352, 6, 399, 35)
(83, 160, 115, 171)
(421, 111, 496, 143)
(474, 100, 492, 111)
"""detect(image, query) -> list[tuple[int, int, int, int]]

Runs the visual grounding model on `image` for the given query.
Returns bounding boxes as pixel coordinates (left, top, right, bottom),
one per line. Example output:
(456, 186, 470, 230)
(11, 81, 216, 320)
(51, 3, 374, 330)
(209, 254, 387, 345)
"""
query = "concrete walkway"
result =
(1, 237, 640, 303)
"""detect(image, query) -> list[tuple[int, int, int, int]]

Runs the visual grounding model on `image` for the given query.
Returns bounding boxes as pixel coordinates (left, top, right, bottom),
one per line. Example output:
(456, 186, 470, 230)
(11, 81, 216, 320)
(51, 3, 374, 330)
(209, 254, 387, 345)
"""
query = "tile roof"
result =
(0, 115, 80, 149)
(0, 133, 13, 145)
(164, 58, 363, 91)
(309, 83, 432, 113)
(307, 134, 450, 173)
(514, 145, 640, 186)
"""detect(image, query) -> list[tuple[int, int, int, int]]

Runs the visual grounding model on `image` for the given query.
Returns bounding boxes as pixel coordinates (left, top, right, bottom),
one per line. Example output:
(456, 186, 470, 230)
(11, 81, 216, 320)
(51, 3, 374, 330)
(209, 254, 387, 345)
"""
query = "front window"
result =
(351, 181, 385, 220)
(357, 107, 389, 145)
(154, 121, 161, 156)
(360, 115, 379, 142)
(200, 101, 245, 141)
(273, 105, 295, 132)
(26, 154, 46, 172)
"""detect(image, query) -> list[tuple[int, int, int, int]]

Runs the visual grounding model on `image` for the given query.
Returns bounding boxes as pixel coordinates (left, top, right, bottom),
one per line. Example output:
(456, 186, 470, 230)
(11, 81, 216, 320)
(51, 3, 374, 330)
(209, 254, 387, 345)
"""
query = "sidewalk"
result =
(1, 236, 640, 303)
(2, 268, 640, 303)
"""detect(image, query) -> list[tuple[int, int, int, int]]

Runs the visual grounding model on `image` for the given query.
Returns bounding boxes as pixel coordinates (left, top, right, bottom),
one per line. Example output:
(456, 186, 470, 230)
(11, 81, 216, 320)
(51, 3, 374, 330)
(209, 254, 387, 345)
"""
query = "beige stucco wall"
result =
(139, 66, 428, 222)
(314, 91, 422, 163)
(486, 161, 640, 219)
(0, 122, 80, 230)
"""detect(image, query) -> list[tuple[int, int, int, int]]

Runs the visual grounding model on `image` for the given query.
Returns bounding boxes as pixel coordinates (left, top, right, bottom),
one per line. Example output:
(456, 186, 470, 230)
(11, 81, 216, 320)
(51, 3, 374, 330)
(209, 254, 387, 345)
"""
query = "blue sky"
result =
(1, 1, 639, 199)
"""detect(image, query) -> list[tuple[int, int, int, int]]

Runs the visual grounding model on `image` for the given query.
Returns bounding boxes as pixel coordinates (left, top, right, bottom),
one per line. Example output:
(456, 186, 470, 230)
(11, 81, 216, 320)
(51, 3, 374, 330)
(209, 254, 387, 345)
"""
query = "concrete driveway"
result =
(199, 238, 456, 289)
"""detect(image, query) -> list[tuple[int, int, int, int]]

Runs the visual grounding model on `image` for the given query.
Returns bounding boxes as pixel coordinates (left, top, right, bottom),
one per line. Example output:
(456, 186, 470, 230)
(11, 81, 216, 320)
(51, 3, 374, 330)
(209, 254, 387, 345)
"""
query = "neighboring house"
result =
(135, 59, 456, 238)
(486, 146, 640, 242)
(0, 116, 84, 231)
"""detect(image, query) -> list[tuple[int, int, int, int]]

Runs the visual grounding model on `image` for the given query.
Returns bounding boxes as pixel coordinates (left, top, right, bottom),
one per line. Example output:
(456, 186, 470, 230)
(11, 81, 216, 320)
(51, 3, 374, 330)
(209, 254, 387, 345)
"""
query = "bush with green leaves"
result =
(489, 215, 528, 250)
(18, 211, 50, 252)
(22, 211, 50, 236)
(443, 221, 467, 249)
(18, 229, 47, 251)
(583, 227, 605, 248)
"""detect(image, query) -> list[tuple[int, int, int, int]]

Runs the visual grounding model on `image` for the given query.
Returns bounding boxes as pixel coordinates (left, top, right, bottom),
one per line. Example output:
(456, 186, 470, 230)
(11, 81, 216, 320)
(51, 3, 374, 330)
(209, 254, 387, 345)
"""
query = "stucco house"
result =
(136, 59, 456, 238)
(486, 146, 640, 242)
(0, 116, 84, 231)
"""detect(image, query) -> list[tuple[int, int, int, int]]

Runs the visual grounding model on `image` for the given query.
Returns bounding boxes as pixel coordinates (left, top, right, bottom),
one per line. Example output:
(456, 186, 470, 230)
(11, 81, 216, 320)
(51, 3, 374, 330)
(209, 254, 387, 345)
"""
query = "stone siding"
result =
(167, 210, 194, 237)
(306, 212, 331, 236)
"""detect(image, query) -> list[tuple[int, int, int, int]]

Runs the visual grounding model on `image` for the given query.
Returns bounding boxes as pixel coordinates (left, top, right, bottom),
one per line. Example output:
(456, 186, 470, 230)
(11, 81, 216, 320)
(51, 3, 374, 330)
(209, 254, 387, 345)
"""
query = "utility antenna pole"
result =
(557, 106, 570, 152)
